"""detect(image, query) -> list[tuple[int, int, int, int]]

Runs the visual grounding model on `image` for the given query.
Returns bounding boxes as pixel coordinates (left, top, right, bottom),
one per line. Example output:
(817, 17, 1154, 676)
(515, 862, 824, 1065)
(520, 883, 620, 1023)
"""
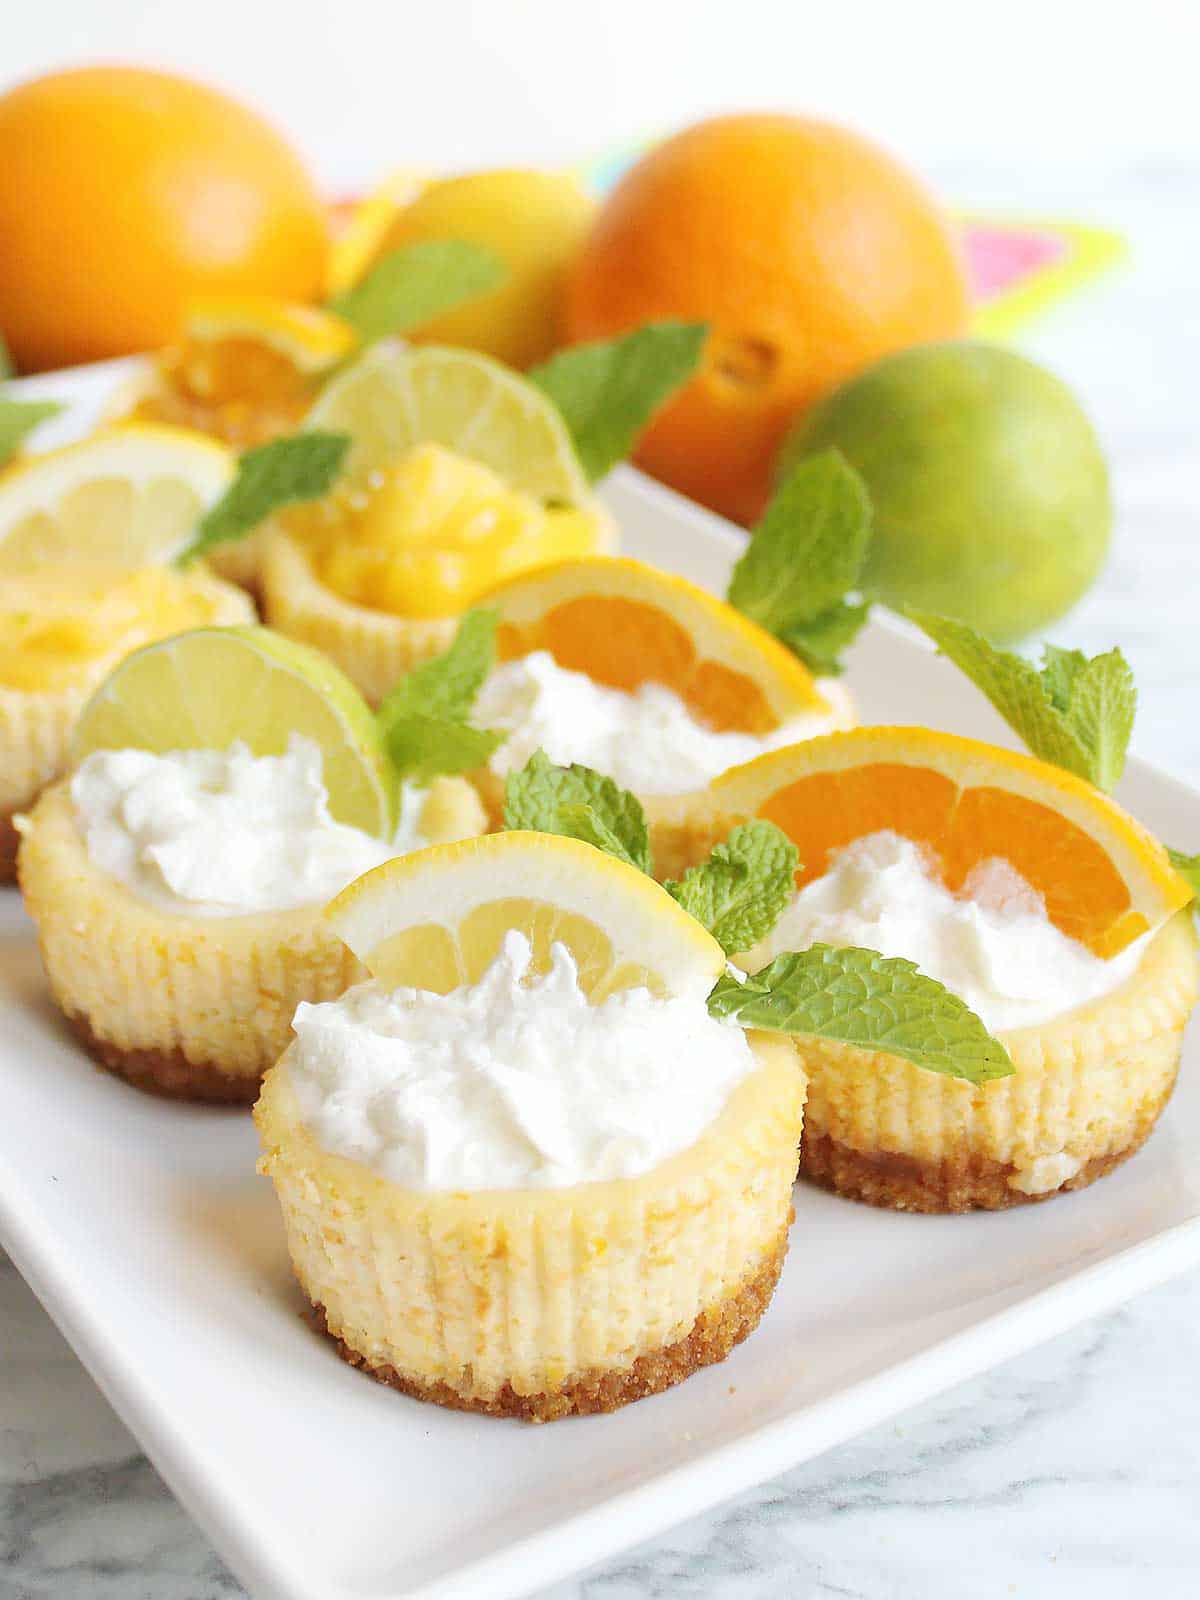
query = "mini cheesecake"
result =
(257, 991, 803, 1419)
(796, 909, 1197, 1211)
(0, 566, 253, 883)
(260, 445, 617, 706)
(255, 834, 806, 1418)
(709, 728, 1199, 1212)
(18, 760, 486, 1104)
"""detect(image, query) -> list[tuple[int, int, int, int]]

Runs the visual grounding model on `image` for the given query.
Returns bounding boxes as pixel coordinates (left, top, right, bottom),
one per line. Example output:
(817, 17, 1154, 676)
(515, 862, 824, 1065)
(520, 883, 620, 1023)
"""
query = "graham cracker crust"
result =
(309, 1224, 790, 1423)
(0, 810, 19, 886)
(67, 1011, 261, 1106)
(800, 1097, 1170, 1214)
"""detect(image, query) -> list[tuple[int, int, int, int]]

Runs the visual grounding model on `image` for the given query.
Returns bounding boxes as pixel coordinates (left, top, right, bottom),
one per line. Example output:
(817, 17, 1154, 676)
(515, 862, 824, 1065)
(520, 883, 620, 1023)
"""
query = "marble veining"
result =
(3, 160, 1200, 1598)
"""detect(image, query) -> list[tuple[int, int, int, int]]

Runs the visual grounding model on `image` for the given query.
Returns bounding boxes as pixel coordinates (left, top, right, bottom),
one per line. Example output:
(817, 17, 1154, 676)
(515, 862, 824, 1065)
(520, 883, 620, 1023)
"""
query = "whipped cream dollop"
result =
(473, 650, 848, 794)
(71, 735, 430, 917)
(745, 830, 1146, 1034)
(287, 930, 756, 1190)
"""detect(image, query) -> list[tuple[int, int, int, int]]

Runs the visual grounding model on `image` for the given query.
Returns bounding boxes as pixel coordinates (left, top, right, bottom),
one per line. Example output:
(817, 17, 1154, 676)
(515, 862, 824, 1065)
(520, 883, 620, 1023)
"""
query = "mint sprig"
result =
(503, 751, 651, 874)
(378, 608, 499, 724)
(383, 717, 501, 786)
(910, 611, 1136, 793)
(664, 820, 799, 956)
(0, 330, 13, 382)
(707, 946, 1014, 1083)
(727, 450, 873, 675)
(377, 610, 503, 783)
(529, 321, 707, 484)
(328, 240, 506, 346)
(179, 431, 349, 564)
(0, 398, 63, 470)
(501, 752, 1010, 1082)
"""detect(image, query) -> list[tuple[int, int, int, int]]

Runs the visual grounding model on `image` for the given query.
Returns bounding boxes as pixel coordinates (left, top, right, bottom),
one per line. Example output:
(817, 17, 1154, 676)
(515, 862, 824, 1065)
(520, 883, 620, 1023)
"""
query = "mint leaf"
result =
(179, 431, 349, 563)
(556, 802, 645, 870)
(665, 820, 798, 955)
(779, 597, 872, 678)
(0, 398, 63, 468)
(529, 321, 707, 483)
(1063, 648, 1137, 793)
(1040, 644, 1089, 712)
(727, 449, 872, 667)
(376, 611, 502, 783)
(707, 945, 1014, 1083)
(910, 611, 1135, 793)
(328, 240, 506, 345)
(377, 609, 498, 727)
(0, 331, 13, 381)
(1168, 849, 1200, 901)
(384, 716, 501, 785)
(503, 752, 651, 875)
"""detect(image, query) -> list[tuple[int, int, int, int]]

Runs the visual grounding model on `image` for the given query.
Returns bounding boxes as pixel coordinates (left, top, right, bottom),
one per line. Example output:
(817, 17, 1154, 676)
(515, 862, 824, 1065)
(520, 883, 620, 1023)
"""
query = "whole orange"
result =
(0, 67, 330, 372)
(564, 113, 970, 524)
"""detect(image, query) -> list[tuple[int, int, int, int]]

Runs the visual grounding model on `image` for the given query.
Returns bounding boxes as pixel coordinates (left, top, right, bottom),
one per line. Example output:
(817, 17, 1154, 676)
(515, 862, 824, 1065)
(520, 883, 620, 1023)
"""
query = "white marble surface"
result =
(3, 161, 1200, 1599)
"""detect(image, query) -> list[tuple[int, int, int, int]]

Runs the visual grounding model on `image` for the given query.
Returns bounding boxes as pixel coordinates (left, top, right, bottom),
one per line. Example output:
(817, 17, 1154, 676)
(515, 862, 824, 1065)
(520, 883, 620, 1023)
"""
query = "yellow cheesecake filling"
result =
(0, 566, 240, 692)
(291, 443, 609, 619)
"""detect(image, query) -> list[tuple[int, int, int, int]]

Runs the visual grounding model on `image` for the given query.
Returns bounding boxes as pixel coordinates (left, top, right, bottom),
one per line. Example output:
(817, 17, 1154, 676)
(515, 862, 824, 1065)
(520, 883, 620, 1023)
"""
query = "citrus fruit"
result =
(480, 555, 834, 733)
(564, 113, 969, 525)
(779, 340, 1111, 641)
(325, 168, 433, 299)
(0, 425, 234, 573)
(0, 67, 330, 371)
(130, 295, 359, 447)
(711, 726, 1191, 958)
(306, 343, 590, 504)
(351, 170, 596, 369)
(74, 625, 396, 837)
(325, 829, 726, 1000)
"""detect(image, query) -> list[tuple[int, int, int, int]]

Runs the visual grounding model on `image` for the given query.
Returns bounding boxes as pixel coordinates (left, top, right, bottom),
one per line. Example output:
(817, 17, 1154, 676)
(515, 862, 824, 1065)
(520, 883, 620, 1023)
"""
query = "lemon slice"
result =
(326, 830, 725, 1001)
(0, 424, 234, 573)
(183, 296, 358, 375)
(305, 343, 590, 505)
(73, 626, 397, 837)
(325, 168, 433, 299)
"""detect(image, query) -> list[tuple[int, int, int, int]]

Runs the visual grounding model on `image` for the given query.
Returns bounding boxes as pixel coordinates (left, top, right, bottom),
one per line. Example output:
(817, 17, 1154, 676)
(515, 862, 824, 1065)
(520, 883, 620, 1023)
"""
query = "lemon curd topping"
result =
(0, 566, 232, 692)
(296, 443, 607, 619)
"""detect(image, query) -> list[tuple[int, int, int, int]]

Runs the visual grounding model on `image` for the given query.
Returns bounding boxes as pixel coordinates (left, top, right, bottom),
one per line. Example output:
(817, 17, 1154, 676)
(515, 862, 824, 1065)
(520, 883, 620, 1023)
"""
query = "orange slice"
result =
(479, 555, 836, 736)
(711, 726, 1192, 959)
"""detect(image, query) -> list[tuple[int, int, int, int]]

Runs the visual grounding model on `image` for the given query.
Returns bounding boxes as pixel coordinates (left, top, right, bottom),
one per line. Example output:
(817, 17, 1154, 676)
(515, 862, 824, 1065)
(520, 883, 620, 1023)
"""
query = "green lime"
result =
(778, 340, 1111, 640)
(73, 625, 397, 837)
(305, 342, 590, 505)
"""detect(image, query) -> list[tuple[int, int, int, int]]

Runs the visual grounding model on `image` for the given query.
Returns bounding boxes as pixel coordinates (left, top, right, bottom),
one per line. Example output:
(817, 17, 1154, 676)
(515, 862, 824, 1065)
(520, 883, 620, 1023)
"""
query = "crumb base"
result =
(309, 1225, 789, 1423)
(800, 1092, 1172, 1214)
(68, 1011, 261, 1106)
(0, 810, 19, 885)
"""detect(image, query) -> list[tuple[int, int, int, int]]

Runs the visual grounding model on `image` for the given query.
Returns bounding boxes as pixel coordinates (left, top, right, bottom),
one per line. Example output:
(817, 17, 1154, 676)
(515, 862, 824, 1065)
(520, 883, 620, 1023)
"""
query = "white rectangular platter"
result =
(2, 365, 1199, 1600)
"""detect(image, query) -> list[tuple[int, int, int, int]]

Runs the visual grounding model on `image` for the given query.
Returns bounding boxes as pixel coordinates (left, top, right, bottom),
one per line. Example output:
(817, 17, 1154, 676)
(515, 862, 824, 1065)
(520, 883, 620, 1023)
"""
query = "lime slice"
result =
(305, 343, 589, 505)
(0, 424, 234, 573)
(73, 626, 397, 837)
